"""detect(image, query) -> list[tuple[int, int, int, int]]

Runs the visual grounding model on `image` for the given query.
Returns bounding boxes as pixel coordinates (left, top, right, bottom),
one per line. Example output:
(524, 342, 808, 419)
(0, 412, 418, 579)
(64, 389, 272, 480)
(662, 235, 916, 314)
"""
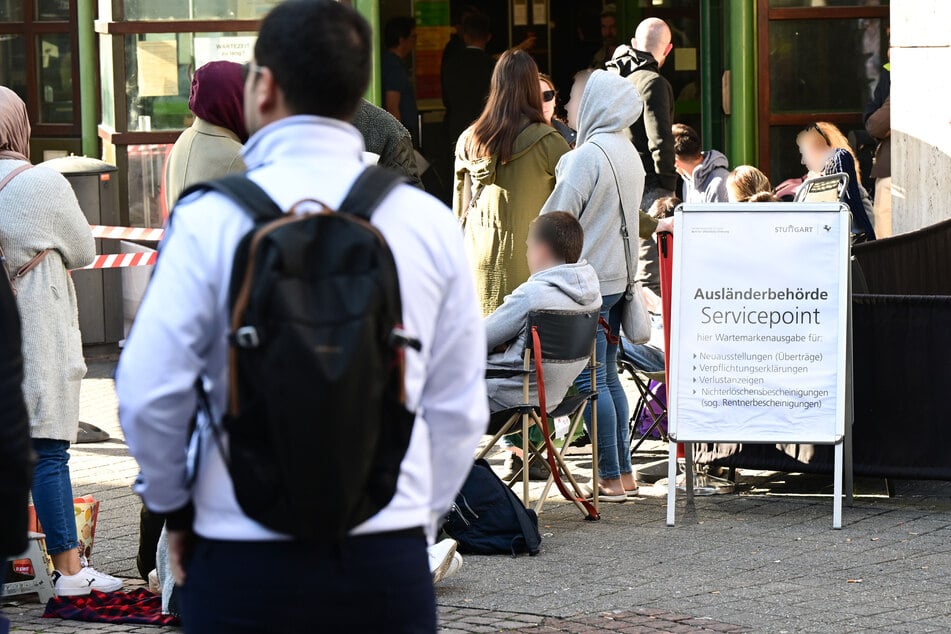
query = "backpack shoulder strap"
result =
(338, 166, 407, 221)
(474, 458, 541, 555)
(179, 174, 283, 224)
(503, 483, 541, 555)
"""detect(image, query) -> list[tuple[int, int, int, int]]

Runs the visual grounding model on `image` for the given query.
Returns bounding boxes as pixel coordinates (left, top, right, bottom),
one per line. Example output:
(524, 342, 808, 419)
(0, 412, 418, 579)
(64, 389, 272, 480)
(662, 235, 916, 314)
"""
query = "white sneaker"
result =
(148, 568, 161, 595)
(52, 566, 123, 596)
(443, 552, 463, 581)
(428, 539, 458, 584)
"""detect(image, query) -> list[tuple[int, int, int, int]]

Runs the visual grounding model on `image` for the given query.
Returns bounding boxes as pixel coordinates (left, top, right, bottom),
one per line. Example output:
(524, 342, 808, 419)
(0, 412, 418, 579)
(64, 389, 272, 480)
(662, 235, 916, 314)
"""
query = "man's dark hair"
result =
(384, 16, 416, 49)
(531, 212, 584, 265)
(672, 123, 702, 160)
(461, 12, 491, 42)
(254, 0, 371, 121)
(452, 4, 480, 26)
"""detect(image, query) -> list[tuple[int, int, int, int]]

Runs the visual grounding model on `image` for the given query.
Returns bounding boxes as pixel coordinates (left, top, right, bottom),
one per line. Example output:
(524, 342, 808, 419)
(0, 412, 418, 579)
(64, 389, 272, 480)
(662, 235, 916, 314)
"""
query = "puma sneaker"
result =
(52, 566, 123, 596)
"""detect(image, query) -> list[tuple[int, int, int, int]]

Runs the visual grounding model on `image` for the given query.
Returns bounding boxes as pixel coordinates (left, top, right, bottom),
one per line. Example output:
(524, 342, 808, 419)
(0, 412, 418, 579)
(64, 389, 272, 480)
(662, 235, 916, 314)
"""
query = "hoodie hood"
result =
(691, 149, 730, 186)
(606, 45, 660, 77)
(575, 70, 643, 146)
(458, 122, 558, 186)
(529, 261, 601, 306)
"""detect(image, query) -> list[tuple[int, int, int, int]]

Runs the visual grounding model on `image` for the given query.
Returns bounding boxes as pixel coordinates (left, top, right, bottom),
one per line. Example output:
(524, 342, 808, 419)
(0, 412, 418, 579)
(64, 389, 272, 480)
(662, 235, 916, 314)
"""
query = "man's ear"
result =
(253, 67, 281, 119)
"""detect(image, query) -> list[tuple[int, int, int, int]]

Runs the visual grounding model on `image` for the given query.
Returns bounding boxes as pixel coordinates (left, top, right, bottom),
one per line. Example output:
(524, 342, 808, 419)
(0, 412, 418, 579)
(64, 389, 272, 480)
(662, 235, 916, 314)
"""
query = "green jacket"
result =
(454, 123, 570, 315)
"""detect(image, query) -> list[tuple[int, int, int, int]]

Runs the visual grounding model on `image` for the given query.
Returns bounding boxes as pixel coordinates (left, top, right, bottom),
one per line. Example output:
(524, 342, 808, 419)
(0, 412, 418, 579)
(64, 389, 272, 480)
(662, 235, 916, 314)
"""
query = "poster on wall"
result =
(137, 40, 178, 97)
(414, 0, 451, 101)
(532, 1, 546, 25)
(194, 36, 257, 69)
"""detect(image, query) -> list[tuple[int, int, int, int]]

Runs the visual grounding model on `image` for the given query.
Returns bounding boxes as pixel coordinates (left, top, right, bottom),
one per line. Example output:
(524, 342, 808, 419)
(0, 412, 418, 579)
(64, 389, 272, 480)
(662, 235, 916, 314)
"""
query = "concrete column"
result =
(889, 0, 951, 234)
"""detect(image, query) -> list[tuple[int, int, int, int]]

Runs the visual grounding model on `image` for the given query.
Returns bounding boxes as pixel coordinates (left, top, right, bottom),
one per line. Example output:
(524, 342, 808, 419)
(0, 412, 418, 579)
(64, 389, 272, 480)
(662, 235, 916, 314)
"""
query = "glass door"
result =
(757, 0, 889, 182)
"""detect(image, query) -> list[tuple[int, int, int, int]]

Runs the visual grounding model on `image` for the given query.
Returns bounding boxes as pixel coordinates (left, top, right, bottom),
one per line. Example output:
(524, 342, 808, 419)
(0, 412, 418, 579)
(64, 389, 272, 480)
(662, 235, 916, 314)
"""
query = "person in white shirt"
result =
(116, 1, 487, 631)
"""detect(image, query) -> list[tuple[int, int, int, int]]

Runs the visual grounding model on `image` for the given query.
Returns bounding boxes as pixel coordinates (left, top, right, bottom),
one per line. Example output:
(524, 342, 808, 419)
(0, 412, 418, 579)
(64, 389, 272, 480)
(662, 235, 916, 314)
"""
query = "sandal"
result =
(582, 484, 627, 503)
(625, 487, 640, 498)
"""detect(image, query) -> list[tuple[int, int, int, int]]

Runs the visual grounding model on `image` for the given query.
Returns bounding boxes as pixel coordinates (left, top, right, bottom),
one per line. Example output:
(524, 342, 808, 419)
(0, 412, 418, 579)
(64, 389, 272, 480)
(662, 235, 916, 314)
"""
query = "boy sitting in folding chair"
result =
(485, 212, 601, 481)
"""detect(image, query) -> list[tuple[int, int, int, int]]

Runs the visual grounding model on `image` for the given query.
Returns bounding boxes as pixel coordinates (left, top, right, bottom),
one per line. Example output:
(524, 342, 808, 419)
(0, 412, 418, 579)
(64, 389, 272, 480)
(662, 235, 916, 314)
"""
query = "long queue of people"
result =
(0, 2, 889, 632)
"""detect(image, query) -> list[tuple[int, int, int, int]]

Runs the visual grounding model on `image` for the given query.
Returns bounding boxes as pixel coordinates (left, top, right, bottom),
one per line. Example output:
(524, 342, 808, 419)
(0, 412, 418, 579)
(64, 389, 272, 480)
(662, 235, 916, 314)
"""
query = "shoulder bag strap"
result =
(0, 164, 40, 293)
(589, 141, 637, 299)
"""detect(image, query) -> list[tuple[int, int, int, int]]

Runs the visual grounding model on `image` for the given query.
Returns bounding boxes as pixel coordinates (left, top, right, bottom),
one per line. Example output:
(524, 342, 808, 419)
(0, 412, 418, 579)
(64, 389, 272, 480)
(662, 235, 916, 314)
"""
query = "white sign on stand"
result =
(667, 203, 853, 529)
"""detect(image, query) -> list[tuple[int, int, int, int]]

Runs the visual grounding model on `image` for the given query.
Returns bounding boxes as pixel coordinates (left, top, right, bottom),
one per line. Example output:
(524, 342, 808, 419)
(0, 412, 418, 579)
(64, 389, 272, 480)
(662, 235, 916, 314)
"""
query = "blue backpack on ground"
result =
(444, 459, 541, 556)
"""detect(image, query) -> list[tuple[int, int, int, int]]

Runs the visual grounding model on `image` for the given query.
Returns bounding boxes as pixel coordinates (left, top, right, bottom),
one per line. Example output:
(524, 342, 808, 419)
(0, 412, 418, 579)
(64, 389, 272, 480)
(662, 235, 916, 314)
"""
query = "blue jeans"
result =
(181, 530, 435, 633)
(576, 293, 632, 480)
(31, 439, 78, 556)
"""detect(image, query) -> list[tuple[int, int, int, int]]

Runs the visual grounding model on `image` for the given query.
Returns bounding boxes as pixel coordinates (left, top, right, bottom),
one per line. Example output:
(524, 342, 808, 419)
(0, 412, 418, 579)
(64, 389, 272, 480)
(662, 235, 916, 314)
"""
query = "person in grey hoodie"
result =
(672, 123, 730, 203)
(486, 212, 601, 414)
(486, 213, 601, 480)
(541, 70, 645, 502)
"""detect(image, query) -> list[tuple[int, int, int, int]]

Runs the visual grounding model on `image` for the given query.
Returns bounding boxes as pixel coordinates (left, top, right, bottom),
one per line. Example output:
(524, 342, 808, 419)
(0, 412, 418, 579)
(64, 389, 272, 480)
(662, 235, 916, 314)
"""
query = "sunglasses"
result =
(807, 123, 830, 146)
(542, 89, 556, 103)
(241, 62, 263, 82)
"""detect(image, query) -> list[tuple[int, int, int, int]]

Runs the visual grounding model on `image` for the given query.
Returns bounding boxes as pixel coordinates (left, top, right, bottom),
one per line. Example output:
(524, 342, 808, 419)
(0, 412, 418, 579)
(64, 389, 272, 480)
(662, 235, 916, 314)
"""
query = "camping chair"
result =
(795, 172, 869, 244)
(794, 173, 849, 204)
(476, 310, 601, 520)
(617, 342, 669, 456)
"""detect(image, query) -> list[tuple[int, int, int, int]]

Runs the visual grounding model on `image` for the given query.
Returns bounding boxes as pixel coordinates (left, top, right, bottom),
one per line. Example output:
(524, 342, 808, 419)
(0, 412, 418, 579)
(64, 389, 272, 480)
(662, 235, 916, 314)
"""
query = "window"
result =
(0, 0, 78, 136)
(97, 0, 269, 226)
(757, 0, 889, 181)
(769, 19, 886, 115)
(121, 0, 277, 20)
(38, 32, 74, 124)
(123, 31, 257, 132)
(0, 35, 27, 100)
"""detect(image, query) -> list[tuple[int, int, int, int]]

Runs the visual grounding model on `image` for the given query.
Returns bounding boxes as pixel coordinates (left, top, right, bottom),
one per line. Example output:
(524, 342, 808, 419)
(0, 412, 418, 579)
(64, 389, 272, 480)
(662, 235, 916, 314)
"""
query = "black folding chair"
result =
(477, 310, 601, 519)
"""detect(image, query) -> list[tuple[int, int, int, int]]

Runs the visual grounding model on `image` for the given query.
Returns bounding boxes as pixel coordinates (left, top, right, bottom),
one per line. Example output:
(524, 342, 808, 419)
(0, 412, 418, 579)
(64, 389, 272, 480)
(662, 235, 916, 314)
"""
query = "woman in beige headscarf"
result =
(0, 87, 121, 596)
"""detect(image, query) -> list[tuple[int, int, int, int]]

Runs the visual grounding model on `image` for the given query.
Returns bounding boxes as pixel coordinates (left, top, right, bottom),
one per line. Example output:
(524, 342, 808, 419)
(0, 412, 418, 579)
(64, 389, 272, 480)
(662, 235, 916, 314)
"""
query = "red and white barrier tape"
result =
(80, 252, 157, 270)
(90, 225, 165, 241)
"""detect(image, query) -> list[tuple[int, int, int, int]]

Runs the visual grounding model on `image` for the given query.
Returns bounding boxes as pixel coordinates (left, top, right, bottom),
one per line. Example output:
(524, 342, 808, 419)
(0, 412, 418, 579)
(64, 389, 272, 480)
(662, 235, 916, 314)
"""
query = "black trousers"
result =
(180, 528, 436, 633)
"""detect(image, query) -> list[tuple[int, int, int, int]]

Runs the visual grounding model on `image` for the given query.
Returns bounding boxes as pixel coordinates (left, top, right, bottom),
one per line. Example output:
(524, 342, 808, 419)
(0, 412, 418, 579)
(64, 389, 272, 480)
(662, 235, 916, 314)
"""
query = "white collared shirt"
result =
(118, 115, 488, 541)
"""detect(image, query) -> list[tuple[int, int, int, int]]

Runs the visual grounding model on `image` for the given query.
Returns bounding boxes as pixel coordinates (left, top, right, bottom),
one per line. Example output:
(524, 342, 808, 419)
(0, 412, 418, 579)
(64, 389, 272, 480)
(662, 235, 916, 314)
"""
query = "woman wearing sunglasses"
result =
(539, 74, 575, 147)
(453, 50, 570, 316)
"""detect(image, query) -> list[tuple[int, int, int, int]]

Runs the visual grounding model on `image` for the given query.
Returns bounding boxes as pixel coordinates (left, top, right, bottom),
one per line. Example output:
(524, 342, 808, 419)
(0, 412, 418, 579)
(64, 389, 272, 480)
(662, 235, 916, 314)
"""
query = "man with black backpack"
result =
(117, 2, 488, 631)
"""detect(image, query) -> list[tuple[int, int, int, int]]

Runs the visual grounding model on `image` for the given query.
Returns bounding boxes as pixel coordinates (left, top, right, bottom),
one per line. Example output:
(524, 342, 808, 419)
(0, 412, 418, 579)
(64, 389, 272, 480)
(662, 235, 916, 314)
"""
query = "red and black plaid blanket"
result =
(43, 588, 180, 626)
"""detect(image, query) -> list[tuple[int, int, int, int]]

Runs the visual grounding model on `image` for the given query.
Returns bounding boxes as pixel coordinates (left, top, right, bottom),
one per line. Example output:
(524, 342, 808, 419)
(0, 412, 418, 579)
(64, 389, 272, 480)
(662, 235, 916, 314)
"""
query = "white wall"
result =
(890, 0, 951, 234)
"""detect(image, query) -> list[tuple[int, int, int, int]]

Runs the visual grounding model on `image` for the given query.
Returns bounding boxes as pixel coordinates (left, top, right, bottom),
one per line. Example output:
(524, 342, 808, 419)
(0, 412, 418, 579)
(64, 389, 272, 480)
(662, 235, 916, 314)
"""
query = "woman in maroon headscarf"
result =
(163, 61, 249, 211)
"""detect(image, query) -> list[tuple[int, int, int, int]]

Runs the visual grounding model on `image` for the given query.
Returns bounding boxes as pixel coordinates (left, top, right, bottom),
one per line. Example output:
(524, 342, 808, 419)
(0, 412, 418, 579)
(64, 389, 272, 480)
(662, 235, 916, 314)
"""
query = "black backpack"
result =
(180, 167, 418, 540)
(444, 459, 541, 556)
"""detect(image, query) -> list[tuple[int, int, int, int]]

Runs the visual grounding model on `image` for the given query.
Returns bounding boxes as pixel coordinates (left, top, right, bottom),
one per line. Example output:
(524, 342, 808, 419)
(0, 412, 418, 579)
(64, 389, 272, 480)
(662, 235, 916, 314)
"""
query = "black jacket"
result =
(609, 48, 677, 192)
(442, 47, 494, 150)
(0, 278, 33, 557)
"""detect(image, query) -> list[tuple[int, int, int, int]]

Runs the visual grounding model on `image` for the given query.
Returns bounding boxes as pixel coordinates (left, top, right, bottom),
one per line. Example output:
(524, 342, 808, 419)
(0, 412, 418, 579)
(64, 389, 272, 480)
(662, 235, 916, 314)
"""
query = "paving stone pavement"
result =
(5, 358, 951, 633)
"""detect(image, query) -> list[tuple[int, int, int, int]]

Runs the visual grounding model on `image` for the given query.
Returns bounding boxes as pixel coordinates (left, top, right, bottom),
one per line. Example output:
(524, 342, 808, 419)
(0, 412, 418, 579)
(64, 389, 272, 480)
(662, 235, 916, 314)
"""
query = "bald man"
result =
(607, 17, 676, 211)
(606, 17, 676, 310)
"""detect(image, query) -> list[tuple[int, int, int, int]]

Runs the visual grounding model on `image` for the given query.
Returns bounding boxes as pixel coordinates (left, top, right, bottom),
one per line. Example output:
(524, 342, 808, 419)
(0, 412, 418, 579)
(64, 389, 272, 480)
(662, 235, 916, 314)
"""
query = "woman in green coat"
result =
(453, 50, 570, 316)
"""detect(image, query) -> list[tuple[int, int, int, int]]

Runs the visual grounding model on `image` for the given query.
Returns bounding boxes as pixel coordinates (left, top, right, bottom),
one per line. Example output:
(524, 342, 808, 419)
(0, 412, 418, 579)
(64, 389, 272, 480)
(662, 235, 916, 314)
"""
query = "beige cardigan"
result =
(164, 118, 246, 211)
(0, 160, 95, 441)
